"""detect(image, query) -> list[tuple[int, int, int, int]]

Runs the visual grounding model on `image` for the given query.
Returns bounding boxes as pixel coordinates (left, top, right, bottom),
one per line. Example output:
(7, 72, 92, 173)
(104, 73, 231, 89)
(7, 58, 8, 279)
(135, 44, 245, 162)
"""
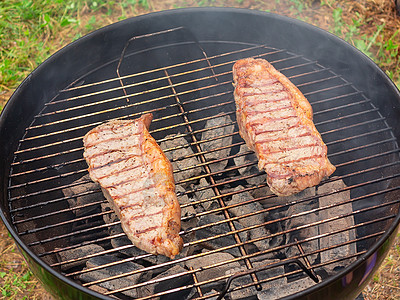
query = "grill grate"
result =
(7, 28, 400, 299)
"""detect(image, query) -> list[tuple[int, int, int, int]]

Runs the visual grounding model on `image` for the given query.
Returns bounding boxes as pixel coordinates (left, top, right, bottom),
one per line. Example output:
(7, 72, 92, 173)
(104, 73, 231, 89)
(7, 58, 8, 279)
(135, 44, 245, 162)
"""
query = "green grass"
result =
(0, 222, 47, 300)
(0, 268, 33, 298)
(0, 0, 87, 89)
(0, 0, 148, 92)
(0, 1, 399, 300)
(329, 5, 400, 88)
(1, 0, 399, 94)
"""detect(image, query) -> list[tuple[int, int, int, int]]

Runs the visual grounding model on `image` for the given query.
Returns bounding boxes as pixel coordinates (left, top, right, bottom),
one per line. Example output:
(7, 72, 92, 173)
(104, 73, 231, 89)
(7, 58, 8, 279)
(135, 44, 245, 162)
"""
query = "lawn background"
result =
(0, 0, 399, 299)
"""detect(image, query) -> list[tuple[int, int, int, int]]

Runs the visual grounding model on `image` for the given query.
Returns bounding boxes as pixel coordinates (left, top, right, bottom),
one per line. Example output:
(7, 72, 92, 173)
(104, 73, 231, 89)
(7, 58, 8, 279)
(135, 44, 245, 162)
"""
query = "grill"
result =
(1, 8, 400, 300)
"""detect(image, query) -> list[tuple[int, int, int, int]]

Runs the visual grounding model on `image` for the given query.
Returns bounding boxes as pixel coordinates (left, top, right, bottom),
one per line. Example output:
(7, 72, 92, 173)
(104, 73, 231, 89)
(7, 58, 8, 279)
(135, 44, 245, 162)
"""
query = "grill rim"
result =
(1, 7, 400, 300)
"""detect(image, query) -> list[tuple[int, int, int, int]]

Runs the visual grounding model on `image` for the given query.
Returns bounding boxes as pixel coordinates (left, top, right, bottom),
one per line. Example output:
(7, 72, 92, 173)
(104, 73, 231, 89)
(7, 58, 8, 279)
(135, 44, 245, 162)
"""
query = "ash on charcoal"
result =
(284, 187, 319, 265)
(57, 244, 105, 271)
(194, 178, 219, 211)
(79, 255, 151, 298)
(203, 290, 220, 300)
(62, 174, 102, 217)
(136, 265, 194, 300)
(224, 259, 288, 299)
(160, 133, 202, 185)
(196, 214, 248, 257)
(257, 274, 318, 299)
(252, 259, 286, 290)
(185, 251, 241, 292)
(176, 184, 198, 230)
(233, 144, 265, 186)
(243, 185, 286, 251)
(175, 185, 199, 258)
(201, 115, 235, 173)
(318, 179, 356, 274)
(88, 285, 119, 299)
(226, 186, 271, 252)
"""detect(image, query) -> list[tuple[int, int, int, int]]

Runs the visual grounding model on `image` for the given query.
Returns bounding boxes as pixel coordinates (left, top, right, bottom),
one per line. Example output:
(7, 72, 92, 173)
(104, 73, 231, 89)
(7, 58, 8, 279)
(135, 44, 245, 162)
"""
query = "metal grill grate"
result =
(7, 28, 400, 299)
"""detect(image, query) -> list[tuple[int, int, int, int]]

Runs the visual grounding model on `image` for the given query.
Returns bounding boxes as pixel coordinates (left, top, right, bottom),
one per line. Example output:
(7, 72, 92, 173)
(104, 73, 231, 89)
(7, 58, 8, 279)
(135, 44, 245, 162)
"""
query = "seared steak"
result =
(83, 113, 183, 258)
(233, 58, 335, 196)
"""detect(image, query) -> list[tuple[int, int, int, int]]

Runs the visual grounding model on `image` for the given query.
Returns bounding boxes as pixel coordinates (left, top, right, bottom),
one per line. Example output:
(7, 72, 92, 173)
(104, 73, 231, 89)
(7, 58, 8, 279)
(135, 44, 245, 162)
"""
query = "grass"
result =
(0, 0, 399, 97)
(0, 222, 49, 299)
(0, 0, 399, 299)
(0, 0, 149, 94)
(327, 2, 400, 87)
(0, 0, 80, 89)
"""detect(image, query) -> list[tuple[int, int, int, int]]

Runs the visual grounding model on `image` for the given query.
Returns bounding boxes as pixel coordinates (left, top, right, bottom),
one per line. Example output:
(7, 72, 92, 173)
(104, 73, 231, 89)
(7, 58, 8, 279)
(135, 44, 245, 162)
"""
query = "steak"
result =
(233, 58, 336, 196)
(83, 113, 183, 258)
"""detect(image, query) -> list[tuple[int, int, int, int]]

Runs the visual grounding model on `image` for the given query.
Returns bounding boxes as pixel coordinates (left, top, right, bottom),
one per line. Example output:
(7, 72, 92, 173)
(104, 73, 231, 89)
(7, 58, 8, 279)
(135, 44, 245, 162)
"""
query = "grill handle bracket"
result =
(216, 258, 320, 300)
(116, 26, 218, 103)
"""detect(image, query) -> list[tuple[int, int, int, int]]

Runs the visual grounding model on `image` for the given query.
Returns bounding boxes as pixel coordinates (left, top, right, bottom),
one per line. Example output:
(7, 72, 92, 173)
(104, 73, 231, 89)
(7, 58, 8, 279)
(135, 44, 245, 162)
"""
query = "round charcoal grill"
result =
(1, 8, 400, 300)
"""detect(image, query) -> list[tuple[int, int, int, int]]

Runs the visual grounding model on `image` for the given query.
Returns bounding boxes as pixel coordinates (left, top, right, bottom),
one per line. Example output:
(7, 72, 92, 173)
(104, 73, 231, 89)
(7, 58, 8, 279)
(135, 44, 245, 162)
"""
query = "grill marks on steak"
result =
(233, 58, 336, 196)
(83, 113, 183, 259)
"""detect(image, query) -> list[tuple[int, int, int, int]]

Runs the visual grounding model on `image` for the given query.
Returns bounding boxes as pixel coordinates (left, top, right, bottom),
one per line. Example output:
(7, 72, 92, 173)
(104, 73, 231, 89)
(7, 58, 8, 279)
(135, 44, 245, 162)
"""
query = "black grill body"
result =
(1, 8, 400, 300)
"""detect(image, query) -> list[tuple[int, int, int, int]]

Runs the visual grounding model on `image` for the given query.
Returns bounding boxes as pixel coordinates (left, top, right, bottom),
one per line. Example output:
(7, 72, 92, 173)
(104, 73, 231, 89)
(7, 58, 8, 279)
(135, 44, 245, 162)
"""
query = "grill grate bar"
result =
(9, 186, 100, 213)
(21, 78, 231, 134)
(313, 99, 372, 116)
(86, 224, 386, 295)
(20, 64, 334, 146)
(9, 145, 399, 220)
(183, 189, 400, 244)
(11, 89, 231, 162)
(22, 171, 400, 249)
(296, 75, 341, 88)
(12, 194, 104, 224)
(335, 149, 400, 169)
(15, 88, 371, 162)
(27, 73, 229, 133)
(10, 101, 381, 173)
(44, 49, 288, 107)
(304, 82, 354, 97)
(60, 44, 282, 93)
(213, 252, 370, 300)
(311, 90, 363, 105)
(58, 211, 393, 277)
(10, 147, 254, 218)
(163, 67, 262, 290)
(84, 248, 241, 290)
(38, 232, 127, 258)
(30, 52, 303, 126)
(39, 72, 232, 119)
(190, 266, 204, 298)
(322, 116, 383, 135)
(179, 155, 397, 211)
(219, 237, 378, 300)
(7, 120, 395, 194)
(10, 111, 236, 179)
(10, 157, 84, 178)
(10, 147, 83, 166)
(9, 169, 87, 190)
(329, 137, 397, 157)
(23, 56, 331, 134)
(277, 60, 322, 73)
(24, 217, 120, 243)
(326, 127, 393, 147)
(60, 195, 399, 259)
(9, 165, 399, 241)
(183, 167, 400, 225)
(8, 39, 400, 300)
